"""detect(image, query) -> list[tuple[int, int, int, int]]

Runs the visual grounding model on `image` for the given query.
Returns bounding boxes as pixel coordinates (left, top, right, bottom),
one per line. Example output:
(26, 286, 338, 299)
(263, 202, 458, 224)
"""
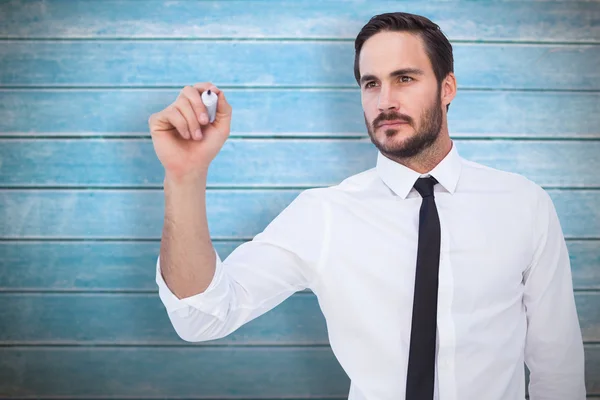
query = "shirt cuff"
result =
(155, 247, 229, 320)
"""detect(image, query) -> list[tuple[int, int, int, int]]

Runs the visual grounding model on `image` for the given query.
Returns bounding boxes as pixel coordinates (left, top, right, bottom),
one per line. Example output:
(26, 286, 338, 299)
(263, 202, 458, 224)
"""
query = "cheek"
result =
(361, 93, 379, 119)
(404, 87, 425, 109)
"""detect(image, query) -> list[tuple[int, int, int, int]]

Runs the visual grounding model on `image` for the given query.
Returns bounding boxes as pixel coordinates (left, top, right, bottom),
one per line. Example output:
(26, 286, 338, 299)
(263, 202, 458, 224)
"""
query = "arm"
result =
(148, 83, 328, 343)
(159, 172, 215, 300)
(156, 185, 329, 343)
(523, 187, 586, 399)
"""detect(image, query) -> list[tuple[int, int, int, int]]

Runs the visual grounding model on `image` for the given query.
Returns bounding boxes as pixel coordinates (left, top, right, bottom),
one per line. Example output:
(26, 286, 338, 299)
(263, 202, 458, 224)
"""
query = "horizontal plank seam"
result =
(2, 238, 596, 242)
(1, 236, 598, 241)
(0, 37, 598, 45)
(1, 135, 600, 140)
(0, 397, 349, 400)
(2, 137, 600, 142)
(1, 187, 599, 191)
(1, 86, 599, 92)
(0, 289, 597, 294)
(0, 343, 596, 349)
(1, 186, 599, 190)
(0, 238, 167, 242)
(0, 395, 350, 400)
(0, 290, 315, 295)
(0, 344, 335, 349)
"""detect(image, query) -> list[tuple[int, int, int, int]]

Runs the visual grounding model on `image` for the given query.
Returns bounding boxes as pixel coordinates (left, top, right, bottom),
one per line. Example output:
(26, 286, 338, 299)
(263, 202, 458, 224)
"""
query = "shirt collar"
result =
(376, 141, 462, 199)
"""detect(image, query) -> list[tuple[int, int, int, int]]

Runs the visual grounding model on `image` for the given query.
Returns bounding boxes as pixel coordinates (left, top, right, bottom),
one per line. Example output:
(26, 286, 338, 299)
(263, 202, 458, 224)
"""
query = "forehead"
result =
(358, 31, 432, 76)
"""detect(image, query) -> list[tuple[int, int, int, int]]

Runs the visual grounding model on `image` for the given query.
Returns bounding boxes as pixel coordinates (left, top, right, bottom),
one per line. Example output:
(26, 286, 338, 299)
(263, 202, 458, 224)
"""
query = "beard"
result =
(365, 90, 443, 159)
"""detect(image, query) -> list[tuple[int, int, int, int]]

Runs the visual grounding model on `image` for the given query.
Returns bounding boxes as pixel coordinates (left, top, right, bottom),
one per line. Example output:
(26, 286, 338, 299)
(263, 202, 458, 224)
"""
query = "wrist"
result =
(164, 169, 208, 187)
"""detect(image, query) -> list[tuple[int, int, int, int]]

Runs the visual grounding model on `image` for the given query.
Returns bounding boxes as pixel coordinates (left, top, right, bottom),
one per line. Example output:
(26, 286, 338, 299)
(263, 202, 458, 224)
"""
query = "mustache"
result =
(373, 112, 413, 128)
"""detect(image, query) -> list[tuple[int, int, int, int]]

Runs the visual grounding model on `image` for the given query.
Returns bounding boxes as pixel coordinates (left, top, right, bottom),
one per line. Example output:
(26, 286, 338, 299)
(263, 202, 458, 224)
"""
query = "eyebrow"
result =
(360, 68, 425, 86)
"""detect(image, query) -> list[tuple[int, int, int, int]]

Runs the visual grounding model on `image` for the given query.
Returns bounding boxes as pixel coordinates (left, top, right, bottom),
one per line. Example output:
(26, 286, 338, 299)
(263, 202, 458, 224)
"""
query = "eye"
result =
(399, 76, 413, 83)
(364, 81, 378, 89)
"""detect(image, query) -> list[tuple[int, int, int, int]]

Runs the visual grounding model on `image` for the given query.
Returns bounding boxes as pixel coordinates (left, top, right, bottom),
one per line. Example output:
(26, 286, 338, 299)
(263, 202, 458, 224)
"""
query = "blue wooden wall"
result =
(0, 0, 599, 397)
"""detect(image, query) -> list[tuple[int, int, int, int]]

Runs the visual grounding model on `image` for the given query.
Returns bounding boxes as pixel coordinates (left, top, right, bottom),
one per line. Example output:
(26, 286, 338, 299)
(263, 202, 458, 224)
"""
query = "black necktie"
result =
(406, 176, 441, 400)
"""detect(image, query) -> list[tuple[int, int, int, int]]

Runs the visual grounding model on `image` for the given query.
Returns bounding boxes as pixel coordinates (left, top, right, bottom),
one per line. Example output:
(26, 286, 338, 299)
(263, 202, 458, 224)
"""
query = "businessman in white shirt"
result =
(148, 11, 586, 400)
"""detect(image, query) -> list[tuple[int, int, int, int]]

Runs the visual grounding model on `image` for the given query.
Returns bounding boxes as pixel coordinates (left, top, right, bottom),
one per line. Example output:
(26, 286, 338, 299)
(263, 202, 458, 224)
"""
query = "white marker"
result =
(201, 89, 218, 123)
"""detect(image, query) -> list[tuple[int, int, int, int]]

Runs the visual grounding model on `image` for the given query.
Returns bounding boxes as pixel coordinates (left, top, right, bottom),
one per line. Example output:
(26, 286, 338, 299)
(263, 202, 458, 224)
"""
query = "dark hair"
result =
(354, 12, 454, 111)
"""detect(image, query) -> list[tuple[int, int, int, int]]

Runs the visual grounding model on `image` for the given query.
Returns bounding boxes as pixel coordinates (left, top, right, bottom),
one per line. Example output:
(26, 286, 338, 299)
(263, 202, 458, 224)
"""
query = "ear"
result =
(441, 72, 457, 109)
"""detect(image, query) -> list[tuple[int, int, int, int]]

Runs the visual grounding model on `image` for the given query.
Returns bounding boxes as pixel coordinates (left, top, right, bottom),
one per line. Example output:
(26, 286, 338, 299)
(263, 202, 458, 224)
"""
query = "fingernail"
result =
(194, 129, 202, 139)
(201, 114, 208, 124)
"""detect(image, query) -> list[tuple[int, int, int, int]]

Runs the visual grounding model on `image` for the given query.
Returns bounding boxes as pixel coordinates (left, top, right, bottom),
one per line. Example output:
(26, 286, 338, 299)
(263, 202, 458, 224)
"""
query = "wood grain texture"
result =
(0, 293, 328, 345)
(1, 0, 598, 397)
(0, 292, 597, 344)
(2, 41, 598, 90)
(0, 347, 351, 397)
(1, 240, 597, 290)
(1, 139, 599, 188)
(0, 346, 597, 397)
(0, 241, 237, 291)
(0, 0, 597, 42)
(1, 90, 599, 137)
(0, 189, 598, 239)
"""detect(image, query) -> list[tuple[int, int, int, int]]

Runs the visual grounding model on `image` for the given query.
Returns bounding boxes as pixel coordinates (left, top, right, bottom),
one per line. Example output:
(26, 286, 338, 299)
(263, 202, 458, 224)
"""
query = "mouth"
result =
(377, 120, 409, 128)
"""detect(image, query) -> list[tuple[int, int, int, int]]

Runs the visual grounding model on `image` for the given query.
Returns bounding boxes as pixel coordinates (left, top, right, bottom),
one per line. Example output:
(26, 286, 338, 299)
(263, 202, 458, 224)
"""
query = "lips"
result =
(378, 120, 408, 128)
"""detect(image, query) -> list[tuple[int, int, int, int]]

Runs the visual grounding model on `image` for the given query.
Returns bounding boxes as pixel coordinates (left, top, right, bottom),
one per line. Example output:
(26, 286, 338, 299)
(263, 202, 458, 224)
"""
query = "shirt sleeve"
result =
(523, 186, 586, 399)
(155, 188, 329, 342)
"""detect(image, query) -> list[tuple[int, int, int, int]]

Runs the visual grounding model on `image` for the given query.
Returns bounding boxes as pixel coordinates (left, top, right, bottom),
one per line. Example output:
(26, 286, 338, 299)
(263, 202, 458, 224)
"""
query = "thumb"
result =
(204, 86, 232, 135)
(214, 88, 232, 117)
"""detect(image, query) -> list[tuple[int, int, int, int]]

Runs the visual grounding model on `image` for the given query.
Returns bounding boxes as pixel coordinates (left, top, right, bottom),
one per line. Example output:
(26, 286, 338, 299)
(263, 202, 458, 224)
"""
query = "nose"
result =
(377, 85, 399, 111)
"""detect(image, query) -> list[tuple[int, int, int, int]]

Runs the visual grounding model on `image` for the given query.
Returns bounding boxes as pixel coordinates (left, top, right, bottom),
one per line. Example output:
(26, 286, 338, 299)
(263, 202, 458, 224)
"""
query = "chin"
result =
(380, 126, 413, 142)
(371, 127, 416, 154)
(377, 135, 410, 152)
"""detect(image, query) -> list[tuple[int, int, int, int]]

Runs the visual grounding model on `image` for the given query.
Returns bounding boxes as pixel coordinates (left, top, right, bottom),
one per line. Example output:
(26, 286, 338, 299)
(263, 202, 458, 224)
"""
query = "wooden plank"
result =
(0, 189, 598, 239)
(0, 189, 296, 239)
(0, 1, 597, 42)
(1, 41, 598, 90)
(1, 240, 597, 291)
(576, 293, 600, 342)
(570, 241, 600, 289)
(0, 293, 328, 345)
(1, 139, 599, 188)
(0, 347, 351, 397)
(0, 346, 597, 397)
(0, 292, 596, 344)
(0, 241, 236, 291)
(0, 90, 598, 138)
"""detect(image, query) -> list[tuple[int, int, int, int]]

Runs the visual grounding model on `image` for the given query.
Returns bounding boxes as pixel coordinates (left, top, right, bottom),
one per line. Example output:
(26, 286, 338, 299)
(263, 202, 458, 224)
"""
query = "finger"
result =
(204, 84, 220, 95)
(215, 88, 232, 115)
(192, 82, 215, 93)
(200, 85, 229, 114)
(174, 97, 203, 140)
(196, 85, 231, 118)
(181, 85, 209, 126)
(167, 106, 191, 140)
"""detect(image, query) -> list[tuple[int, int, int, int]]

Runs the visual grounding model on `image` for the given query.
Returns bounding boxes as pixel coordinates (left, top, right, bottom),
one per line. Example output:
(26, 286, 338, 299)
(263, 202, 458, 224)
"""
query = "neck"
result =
(388, 134, 453, 174)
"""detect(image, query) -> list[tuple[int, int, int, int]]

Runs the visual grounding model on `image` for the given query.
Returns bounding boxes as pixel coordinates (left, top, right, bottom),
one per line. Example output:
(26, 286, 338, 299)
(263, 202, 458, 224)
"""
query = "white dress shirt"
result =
(156, 141, 586, 400)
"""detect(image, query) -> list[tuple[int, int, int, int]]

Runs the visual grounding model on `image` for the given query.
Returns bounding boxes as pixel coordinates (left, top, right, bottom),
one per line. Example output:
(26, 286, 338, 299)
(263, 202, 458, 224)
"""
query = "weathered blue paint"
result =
(0, 0, 598, 397)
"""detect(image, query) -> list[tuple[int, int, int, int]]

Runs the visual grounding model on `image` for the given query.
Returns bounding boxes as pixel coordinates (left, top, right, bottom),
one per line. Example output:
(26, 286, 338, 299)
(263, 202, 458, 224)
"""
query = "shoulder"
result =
(460, 158, 545, 199)
(331, 167, 382, 192)
(287, 168, 388, 215)
(305, 167, 390, 203)
(459, 158, 557, 230)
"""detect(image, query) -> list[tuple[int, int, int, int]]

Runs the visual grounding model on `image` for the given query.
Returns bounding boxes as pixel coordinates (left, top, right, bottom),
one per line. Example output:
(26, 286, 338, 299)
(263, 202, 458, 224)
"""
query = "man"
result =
(148, 12, 586, 400)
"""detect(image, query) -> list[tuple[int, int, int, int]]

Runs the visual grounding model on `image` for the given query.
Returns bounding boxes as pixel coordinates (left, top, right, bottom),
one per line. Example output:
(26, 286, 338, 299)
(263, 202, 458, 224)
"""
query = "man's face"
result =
(359, 31, 444, 158)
